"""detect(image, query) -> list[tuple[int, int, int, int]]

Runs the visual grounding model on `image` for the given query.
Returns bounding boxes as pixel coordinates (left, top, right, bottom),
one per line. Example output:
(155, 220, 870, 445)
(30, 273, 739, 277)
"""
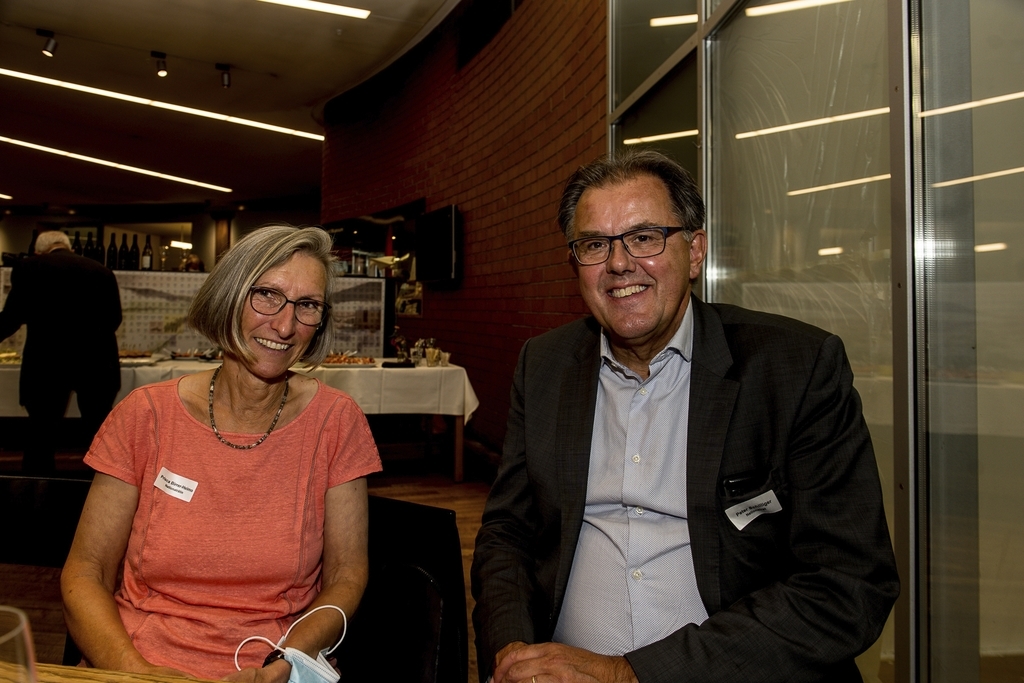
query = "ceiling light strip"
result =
(932, 166, 1024, 188)
(256, 0, 370, 18)
(787, 173, 890, 196)
(736, 107, 889, 139)
(650, 15, 698, 26)
(746, 0, 853, 17)
(624, 129, 699, 145)
(0, 193, 12, 200)
(0, 68, 325, 141)
(920, 90, 1024, 118)
(974, 243, 1008, 253)
(0, 135, 232, 192)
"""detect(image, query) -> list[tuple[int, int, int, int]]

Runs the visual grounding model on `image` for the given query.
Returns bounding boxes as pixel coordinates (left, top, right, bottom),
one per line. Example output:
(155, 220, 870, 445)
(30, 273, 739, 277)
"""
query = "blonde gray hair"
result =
(187, 225, 336, 367)
(35, 231, 72, 254)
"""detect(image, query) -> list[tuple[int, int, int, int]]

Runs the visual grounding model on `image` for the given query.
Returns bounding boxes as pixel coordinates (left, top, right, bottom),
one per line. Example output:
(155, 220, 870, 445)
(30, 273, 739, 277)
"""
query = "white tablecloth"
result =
(0, 360, 479, 420)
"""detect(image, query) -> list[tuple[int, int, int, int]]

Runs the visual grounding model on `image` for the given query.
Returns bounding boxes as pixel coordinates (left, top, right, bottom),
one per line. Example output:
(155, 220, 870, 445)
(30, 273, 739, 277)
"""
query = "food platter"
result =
(322, 354, 377, 367)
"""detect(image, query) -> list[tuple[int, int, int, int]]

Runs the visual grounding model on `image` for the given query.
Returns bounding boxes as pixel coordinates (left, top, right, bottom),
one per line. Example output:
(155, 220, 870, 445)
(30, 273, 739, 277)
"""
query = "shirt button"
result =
(632, 454, 641, 464)
(639, 387, 648, 396)
(635, 507, 644, 516)
(632, 569, 643, 580)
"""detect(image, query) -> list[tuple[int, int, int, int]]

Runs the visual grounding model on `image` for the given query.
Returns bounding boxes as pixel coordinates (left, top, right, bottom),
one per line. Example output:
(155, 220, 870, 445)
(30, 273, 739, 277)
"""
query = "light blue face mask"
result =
(235, 605, 348, 683)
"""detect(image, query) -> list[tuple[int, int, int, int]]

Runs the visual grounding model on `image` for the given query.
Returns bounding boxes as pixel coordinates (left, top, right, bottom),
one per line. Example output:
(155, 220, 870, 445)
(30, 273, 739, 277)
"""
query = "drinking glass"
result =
(0, 606, 37, 683)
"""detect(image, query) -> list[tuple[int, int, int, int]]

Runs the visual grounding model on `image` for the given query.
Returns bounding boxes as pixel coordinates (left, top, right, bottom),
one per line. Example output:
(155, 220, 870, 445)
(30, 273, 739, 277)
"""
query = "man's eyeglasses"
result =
(569, 226, 687, 265)
(249, 286, 330, 326)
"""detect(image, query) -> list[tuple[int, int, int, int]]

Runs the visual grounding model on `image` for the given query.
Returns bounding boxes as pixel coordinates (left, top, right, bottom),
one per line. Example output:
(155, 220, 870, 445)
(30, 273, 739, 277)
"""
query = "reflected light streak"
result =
(0, 68, 325, 141)
(974, 243, 1008, 253)
(736, 107, 889, 139)
(650, 15, 698, 26)
(623, 129, 699, 145)
(787, 173, 890, 196)
(0, 135, 232, 192)
(920, 90, 1024, 118)
(746, 0, 853, 16)
(932, 166, 1024, 188)
(256, 0, 369, 18)
(818, 247, 844, 256)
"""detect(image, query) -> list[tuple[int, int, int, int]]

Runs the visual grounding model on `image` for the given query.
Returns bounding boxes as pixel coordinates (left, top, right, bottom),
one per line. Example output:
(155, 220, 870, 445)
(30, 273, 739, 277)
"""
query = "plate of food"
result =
(322, 353, 377, 367)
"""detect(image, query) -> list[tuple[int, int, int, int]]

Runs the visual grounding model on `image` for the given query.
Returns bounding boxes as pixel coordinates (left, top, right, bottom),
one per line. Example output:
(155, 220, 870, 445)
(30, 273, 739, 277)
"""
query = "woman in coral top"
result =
(62, 226, 381, 682)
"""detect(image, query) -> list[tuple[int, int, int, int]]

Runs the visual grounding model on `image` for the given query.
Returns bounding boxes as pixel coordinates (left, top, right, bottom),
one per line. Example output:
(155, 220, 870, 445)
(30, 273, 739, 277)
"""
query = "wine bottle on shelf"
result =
(129, 235, 141, 270)
(117, 234, 129, 270)
(72, 231, 83, 256)
(84, 233, 95, 260)
(106, 233, 118, 269)
(141, 235, 154, 271)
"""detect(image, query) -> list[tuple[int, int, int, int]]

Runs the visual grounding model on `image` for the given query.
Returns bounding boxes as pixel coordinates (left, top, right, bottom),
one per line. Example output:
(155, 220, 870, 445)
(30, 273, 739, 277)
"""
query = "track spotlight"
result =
(216, 63, 231, 88)
(152, 51, 168, 77)
(37, 29, 57, 57)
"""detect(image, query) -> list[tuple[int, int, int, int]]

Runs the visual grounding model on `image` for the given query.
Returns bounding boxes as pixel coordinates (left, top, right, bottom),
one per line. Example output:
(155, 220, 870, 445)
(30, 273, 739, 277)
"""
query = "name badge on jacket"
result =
(725, 489, 782, 530)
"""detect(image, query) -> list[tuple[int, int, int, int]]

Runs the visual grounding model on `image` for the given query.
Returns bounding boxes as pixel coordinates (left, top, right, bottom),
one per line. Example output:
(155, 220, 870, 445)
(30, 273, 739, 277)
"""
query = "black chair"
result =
(0, 474, 92, 567)
(335, 495, 468, 683)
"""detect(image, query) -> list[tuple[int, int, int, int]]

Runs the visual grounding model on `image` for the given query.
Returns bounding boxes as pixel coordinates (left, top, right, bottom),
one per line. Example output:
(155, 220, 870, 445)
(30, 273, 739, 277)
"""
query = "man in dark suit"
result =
(0, 230, 122, 474)
(471, 150, 898, 683)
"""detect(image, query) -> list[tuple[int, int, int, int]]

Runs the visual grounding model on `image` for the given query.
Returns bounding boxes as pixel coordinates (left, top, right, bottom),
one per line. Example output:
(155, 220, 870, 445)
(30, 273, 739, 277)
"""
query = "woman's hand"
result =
(222, 659, 290, 683)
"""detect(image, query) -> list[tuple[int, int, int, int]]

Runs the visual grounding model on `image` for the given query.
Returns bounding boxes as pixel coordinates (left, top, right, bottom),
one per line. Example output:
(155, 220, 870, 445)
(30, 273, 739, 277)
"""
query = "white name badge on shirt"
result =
(154, 467, 198, 503)
(725, 489, 782, 531)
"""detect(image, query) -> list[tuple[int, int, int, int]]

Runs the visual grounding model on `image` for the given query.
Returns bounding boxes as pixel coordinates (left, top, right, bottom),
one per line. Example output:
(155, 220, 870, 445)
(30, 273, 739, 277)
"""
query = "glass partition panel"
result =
(707, 0, 892, 676)
(613, 53, 699, 178)
(917, 0, 1024, 679)
(612, 0, 698, 108)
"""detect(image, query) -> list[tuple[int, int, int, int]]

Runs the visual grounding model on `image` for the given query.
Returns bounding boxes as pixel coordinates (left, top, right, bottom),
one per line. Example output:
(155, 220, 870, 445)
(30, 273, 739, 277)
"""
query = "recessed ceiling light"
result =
(650, 15, 698, 26)
(0, 135, 232, 192)
(623, 129, 699, 144)
(0, 68, 325, 141)
(787, 173, 890, 196)
(933, 165, 1024, 188)
(746, 0, 853, 17)
(974, 243, 1008, 253)
(736, 107, 889, 139)
(920, 89, 1024, 118)
(256, 0, 370, 19)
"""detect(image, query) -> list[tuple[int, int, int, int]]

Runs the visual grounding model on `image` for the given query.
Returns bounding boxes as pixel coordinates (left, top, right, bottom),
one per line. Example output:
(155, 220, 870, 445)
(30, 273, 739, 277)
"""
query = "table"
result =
(0, 360, 479, 481)
(35, 662, 197, 683)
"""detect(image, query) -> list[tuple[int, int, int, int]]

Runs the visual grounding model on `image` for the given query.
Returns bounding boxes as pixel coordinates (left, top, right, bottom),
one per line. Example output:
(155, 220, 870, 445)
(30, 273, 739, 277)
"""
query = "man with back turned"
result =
(0, 230, 122, 474)
(471, 150, 898, 683)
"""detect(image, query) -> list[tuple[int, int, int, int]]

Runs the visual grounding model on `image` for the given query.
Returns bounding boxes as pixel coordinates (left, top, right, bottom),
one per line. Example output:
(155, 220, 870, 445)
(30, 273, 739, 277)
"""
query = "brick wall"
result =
(321, 0, 607, 450)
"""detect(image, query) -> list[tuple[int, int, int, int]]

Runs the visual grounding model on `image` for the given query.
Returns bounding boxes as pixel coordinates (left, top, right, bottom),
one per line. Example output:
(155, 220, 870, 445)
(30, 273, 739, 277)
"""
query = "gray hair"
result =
(35, 231, 72, 254)
(187, 225, 336, 367)
(556, 149, 705, 242)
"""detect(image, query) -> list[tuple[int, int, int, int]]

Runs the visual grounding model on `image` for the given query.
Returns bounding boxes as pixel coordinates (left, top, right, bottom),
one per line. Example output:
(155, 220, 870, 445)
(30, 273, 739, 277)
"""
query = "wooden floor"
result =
(0, 458, 491, 683)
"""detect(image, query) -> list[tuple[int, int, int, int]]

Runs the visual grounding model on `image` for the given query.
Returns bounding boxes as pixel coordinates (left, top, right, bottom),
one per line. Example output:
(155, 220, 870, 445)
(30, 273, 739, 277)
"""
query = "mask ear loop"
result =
(233, 605, 348, 671)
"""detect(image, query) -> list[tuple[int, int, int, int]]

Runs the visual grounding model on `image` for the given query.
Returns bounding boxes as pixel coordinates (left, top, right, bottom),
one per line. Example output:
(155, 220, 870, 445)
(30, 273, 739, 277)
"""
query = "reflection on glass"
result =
(708, 0, 891, 676)
(614, 54, 699, 178)
(612, 0, 697, 108)
(919, 0, 1024, 679)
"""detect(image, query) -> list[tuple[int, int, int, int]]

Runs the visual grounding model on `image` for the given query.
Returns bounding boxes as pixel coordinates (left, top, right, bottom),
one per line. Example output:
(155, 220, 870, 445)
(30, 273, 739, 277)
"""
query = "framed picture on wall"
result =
(396, 281, 422, 317)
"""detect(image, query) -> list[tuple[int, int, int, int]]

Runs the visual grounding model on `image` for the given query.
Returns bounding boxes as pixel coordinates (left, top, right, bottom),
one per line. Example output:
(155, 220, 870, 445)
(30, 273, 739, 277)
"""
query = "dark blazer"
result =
(0, 248, 122, 404)
(471, 298, 899, 683)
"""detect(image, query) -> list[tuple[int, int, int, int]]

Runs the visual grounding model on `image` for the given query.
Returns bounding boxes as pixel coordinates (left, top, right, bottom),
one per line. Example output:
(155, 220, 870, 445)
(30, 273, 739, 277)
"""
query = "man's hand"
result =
(492, 641, 638, 683)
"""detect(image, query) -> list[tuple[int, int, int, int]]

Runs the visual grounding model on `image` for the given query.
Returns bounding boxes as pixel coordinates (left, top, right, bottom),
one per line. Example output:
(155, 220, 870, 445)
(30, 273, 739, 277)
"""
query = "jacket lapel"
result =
(551, 318, 602, 618)
(688, 298, 739, 615)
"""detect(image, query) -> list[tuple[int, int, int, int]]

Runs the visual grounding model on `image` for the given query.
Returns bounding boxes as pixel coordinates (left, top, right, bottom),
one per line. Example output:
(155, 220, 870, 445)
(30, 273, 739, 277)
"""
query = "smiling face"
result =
(571, 174, 707, 367)
(238, 251, 327, 381)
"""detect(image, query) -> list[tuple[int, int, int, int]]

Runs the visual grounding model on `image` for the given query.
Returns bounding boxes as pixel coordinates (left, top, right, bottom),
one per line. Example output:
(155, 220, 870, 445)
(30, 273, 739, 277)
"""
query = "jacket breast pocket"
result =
(718, 467, 790, 581)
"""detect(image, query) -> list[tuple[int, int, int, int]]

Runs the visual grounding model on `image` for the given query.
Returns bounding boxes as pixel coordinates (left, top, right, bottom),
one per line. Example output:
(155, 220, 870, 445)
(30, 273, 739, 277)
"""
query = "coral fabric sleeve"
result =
(84, 377, 382, 678)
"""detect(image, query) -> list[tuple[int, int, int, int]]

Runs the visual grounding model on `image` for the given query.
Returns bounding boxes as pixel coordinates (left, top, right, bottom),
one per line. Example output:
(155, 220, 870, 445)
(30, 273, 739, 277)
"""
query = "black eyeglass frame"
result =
(568, 226, 688, 265)
(248, 286, 331, 327)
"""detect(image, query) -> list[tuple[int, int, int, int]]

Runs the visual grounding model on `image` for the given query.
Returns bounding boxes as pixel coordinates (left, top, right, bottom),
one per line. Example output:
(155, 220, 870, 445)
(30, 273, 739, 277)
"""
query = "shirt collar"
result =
(599, 298, 694, 370)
